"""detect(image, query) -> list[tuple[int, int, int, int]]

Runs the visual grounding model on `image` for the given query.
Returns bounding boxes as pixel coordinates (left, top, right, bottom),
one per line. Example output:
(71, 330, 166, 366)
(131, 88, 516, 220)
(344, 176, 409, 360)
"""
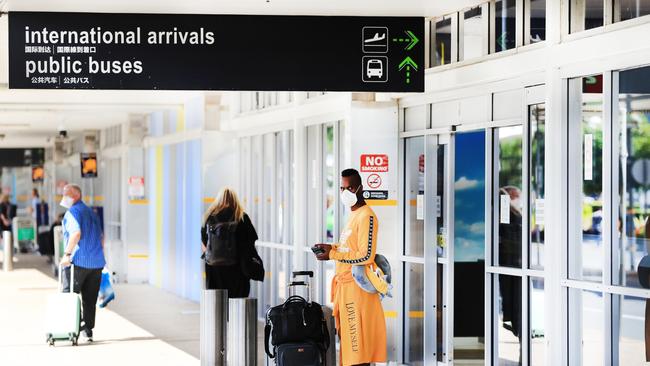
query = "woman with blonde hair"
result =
(201, 188, 263, 297)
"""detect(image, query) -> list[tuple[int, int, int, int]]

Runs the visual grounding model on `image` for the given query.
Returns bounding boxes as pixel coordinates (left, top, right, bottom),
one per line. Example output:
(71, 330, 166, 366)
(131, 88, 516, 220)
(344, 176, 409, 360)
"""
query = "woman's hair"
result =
(202, 188, 245, 225)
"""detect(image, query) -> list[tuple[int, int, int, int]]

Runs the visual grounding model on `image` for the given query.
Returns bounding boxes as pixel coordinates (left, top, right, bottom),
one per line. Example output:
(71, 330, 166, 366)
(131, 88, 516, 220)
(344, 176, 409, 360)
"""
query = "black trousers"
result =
(62, 265, 102, 331)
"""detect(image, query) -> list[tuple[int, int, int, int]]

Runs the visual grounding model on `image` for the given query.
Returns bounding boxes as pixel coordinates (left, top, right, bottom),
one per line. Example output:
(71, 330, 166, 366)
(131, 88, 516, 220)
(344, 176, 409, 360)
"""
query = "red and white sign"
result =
(360, 154, 389, 172)
(367, 173, 382, 189)
(128, 176, 145, 199)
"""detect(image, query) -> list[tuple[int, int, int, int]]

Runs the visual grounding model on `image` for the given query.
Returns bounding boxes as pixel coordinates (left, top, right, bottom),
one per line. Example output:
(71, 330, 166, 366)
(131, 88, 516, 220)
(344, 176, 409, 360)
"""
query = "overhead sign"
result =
(9, 12, 424, 92)
(80, 152, 98, 178)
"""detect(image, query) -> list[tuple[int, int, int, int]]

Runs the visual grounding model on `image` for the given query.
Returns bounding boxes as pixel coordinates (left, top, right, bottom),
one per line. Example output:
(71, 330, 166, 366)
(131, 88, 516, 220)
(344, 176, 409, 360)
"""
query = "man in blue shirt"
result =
(59, 183, 106, 342)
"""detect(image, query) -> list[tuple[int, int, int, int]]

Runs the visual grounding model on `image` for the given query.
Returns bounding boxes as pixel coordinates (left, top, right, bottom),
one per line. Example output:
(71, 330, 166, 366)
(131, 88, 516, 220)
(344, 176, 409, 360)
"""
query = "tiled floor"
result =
(0, 253, 270, 366)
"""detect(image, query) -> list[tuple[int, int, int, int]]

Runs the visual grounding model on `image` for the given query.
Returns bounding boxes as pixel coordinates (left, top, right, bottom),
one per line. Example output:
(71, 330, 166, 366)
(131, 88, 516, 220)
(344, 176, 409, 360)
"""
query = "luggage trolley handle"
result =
(288, 271, 314, 302)
(58, 263, 74, 293)
(292, 271, 314, 278)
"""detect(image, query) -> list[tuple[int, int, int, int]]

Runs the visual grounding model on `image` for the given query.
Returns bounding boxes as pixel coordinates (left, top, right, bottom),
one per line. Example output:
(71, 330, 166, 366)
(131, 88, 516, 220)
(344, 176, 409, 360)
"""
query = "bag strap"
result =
(282, 295, 307, 309)
(264, 320, 275, 358)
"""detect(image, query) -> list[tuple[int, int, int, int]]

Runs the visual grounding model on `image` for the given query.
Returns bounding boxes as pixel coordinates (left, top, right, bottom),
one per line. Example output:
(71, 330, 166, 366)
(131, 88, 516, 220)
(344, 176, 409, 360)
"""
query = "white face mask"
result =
(340, 187, 359, 208)
(60, 195, 74, 209)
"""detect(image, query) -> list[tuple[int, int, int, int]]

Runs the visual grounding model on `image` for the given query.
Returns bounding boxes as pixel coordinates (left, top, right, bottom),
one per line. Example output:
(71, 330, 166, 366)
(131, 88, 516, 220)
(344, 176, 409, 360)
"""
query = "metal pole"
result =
(227, 298, 258, 366)
(53, 226, 63, 276)
(3, 230, 13, 272)
(201, 289, 228, 366)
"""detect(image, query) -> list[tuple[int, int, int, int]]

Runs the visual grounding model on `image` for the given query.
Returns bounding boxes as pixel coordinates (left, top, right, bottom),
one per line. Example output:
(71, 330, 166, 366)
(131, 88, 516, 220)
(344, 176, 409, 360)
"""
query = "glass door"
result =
(402, 134, 450, 365)
(453, 130, 487, 365)
(487, 85, 547, 366)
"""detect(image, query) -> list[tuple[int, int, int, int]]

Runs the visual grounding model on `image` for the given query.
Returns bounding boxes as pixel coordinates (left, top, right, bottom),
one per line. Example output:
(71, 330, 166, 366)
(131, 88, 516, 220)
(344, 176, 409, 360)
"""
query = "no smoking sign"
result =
(367, 173, 382, 189)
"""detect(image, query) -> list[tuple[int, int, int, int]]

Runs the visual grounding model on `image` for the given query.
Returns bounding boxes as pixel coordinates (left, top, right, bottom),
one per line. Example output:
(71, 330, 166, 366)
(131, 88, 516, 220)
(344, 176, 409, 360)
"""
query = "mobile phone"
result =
(311, 246, 326, 255)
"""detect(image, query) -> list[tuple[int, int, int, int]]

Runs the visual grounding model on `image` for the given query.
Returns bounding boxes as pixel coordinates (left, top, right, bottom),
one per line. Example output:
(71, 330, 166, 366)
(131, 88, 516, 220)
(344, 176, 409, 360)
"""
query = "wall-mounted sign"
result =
(9, 12, 424, 92)
(80, 153, 98, 178)
(360, 154, 389, 172)
(363, 190, 388, 200)
(31, 165, 44, 182)
(360, 154, 390, 200)
(128, 176, 145, 199)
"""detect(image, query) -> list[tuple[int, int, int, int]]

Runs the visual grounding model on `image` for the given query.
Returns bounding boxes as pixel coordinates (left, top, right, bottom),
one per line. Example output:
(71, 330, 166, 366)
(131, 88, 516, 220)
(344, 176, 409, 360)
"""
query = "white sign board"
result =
(535, 198, 545, 226)
(500, 194, 511, 224)
(416, 194, 424, 220)
(128, 176, 145, 199)
(584, 134, 593, 181)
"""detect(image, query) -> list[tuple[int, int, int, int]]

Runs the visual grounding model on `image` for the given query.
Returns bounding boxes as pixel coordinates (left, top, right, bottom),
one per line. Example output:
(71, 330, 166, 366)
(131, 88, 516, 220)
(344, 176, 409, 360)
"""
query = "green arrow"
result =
(405, 30, 419, 50)
(392, 30, 419, 50)
(399, 56, 418, 71)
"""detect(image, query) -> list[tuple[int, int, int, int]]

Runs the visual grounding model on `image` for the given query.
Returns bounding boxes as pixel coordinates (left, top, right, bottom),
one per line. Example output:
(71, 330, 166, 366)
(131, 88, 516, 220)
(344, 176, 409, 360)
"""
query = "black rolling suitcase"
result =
(275, 342, 321, 366)
(265, 271, 330, 366)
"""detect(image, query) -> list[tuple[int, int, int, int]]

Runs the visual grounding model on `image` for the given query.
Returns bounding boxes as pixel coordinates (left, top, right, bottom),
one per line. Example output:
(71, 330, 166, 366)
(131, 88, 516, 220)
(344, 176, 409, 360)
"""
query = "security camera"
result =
(57, 125, 67, 139)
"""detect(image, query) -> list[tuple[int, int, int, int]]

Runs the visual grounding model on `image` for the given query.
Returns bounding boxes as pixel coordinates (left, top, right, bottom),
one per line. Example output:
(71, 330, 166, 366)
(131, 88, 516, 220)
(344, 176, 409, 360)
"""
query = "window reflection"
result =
(529, 0, 546, 43)
(497, 274, 522, 365)
(324, 125, 336, 306)
(617, 66, 650, 290)
(405, 137, 425, 257)
(405, 262, 424, 365)
(569, 289, 604, 366)
(570, 75, 604, 283)
(454, 131, 486, 362)
(435, 18, 452, 66)
(530, 104, 546, 270)
(615, 0, 650, 22)
(437, 144, 446, 257)
(463, 6, 485, 60)
(570, 0, 604, 33)
(530, 278, 546, 365)
(495, 0, 516, 52)
(497, 126, 523, 268)
(615, 295, 650, 364)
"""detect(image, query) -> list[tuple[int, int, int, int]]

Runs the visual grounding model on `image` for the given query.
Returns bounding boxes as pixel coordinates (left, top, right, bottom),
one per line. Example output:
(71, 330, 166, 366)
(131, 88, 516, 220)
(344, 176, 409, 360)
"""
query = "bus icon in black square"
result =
(362, 56, 388, 83)
(362, 26, 388, 53)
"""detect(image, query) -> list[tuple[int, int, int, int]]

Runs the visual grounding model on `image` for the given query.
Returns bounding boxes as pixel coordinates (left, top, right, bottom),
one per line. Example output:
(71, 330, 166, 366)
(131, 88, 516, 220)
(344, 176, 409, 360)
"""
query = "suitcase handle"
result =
(292, 271, 314, 278)
(58, 263, 74, 293)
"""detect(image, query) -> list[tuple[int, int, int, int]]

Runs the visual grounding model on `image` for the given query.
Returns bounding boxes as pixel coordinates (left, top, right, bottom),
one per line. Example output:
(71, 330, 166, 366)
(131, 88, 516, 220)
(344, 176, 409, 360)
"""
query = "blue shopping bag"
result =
(98, 269, 115, 308)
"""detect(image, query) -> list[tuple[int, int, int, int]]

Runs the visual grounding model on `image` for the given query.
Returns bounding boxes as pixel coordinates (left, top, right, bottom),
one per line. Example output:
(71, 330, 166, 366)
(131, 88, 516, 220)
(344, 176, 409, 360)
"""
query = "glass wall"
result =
(565, 66, 650, 365)
(240, 131, 294, 318)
